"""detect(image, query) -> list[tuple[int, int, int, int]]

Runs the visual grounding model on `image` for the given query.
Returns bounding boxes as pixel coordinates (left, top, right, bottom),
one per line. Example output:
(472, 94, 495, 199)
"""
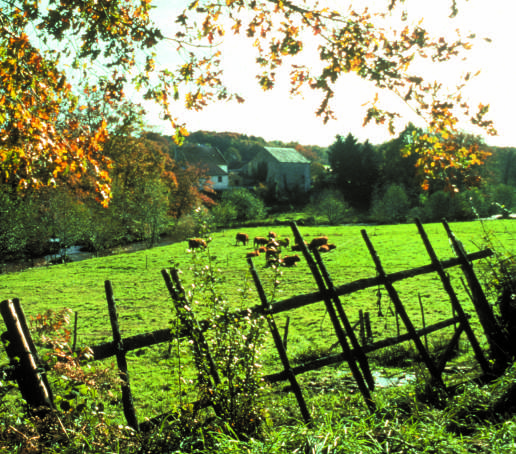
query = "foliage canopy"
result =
(0, 0, 497, 201)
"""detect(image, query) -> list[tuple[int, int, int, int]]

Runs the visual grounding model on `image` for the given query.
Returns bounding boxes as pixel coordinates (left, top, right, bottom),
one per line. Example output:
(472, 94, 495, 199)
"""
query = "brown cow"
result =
(246, 250, 260, 258)
(277, 237, 290, 248)
(328, 243, 337, 250)
(254, 236, 269, 248)
(280, 254, 301, 267)
(268, 231, 277, 239)
(235, 232, 249, 246)
(318, 244, 330, 253)
(188, 238, 207, 250)
(308, 236, 329, 250)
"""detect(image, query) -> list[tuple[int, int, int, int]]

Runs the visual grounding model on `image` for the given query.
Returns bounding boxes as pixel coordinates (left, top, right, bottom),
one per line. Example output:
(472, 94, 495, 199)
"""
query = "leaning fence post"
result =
(361, 229, 446, 390)
(247, 257, 312, 425)
(289, 222, 376, 413)
(415, 219, 491, 375)
(104, 281, 139, 432)
(442, 219, 509, 370)
(0, 299, 54, 412)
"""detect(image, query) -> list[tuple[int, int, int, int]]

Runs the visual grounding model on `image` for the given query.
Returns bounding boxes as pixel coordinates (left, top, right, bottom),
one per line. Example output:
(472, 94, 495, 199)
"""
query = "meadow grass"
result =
(1, 218, 515, 424)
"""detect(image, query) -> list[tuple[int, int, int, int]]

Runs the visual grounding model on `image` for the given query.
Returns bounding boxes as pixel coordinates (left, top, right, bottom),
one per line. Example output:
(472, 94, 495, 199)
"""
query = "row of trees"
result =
(3, 122, 515, 265)
(305, 128, 516, 225)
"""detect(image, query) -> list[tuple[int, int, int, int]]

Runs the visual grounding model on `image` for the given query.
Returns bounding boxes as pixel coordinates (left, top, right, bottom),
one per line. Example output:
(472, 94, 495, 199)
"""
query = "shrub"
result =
(370, 184, 411, 224)
(306, 189, 352, 224)
(419, 190, 462, 222)
(220, 188, 266, 222)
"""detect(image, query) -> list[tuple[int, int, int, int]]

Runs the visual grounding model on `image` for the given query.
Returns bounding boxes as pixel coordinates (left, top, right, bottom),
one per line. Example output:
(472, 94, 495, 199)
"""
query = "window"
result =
(218, 176, 223, 183)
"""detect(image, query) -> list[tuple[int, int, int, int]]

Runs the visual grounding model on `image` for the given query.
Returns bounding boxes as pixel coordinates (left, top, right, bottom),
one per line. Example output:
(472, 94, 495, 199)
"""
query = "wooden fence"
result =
(0, 218, 507, 431)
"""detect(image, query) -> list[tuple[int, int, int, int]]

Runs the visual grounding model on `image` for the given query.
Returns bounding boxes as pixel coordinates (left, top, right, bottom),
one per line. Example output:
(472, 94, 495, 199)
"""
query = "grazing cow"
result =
(268, 231, 277, 239)
(308, 236, 329, 250)
(188, 238, 207, 250)
(254, 236, 269, 248)
(246, 250, 260, 259)
(318, 244, 330, 253)
(328, 243, 337, 250)
(280, 254, 301, 267)
(277, 237, 290, 248)
(258, 246, 267, 253)
(235, 232, 249, 246)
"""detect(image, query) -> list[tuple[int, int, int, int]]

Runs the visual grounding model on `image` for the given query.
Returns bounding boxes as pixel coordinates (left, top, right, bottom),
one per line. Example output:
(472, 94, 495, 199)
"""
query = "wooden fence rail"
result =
(0, 218, 504, 431)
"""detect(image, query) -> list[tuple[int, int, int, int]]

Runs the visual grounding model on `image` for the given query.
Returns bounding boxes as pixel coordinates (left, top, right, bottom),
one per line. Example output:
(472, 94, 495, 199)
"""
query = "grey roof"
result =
(177, 144, 227, 166)
(264, 147, 310, 164)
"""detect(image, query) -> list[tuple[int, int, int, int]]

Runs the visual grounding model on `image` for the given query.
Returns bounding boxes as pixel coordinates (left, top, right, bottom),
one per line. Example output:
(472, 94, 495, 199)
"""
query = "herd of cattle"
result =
(187, 231, 336, 268)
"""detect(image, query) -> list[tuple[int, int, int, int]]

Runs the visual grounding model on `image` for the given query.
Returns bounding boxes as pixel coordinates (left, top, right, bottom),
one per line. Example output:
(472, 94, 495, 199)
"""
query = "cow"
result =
(246, 250, 260, 259)
(235, 232, 249, 246)
(308, 236, 329, 250)
(188, 238, 207, 250)
(277, 237, 290, 248)
(268, 231, 277, 239)
(328, 243, 337, 250)
(318, 244, 330, 253)
(254, 236, 269, 248)
(280, 254, 301, 267)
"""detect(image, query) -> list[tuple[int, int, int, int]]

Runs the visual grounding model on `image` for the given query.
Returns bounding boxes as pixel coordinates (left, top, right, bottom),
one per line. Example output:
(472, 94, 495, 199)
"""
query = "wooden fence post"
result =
(361, 229, 446, 389)
(104, 281, 139, 432)
(442, 220, 509, 370)
(290, 222, 376, 413)
(415, 219, 491, 375)
(161, 268, 223, 417)
(0, 299, 54, 412)
(247, 258, 312, 425)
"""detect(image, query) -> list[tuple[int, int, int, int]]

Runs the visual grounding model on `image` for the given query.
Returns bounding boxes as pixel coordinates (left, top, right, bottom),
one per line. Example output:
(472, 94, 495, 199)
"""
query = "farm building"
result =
(174, 144, 229, 190)
(246, 147, 311, 192)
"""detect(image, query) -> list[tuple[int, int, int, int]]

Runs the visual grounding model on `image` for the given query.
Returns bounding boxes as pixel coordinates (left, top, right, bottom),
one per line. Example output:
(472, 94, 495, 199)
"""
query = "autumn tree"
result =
(0, 0, 497, 201)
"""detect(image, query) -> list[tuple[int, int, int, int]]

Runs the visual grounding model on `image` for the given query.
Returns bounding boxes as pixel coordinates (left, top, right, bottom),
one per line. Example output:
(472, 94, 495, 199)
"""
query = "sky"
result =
(142, 0, 516, 148)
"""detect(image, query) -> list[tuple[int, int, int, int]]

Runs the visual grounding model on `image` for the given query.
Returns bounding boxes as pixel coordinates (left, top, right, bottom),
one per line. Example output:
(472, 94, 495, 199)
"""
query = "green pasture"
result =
(1, 218, 515, 423)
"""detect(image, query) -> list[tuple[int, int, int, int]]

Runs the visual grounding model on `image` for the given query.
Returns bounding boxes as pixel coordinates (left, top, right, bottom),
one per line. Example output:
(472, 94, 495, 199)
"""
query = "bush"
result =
(370, 184, 411, 224)
(489, 183, 516, 216)
(419, 190, 462, 222)
(211, 201, 238, 228)
(220, 188, 266, 222)
(306, 189, 352, 224)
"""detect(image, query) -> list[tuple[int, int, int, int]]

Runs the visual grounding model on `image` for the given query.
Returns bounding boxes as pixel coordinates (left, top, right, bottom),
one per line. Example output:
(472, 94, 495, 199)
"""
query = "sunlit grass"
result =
(0, 218, 515, 424)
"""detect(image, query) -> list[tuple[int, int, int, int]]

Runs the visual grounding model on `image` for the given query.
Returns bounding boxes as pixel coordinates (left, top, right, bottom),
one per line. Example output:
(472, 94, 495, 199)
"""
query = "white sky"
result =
(142, 0, 516, 148)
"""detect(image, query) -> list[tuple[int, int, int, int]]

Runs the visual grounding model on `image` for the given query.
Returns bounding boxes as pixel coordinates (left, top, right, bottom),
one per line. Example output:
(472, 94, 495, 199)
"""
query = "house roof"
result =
(176, 144, 227, 167)
(202, 161, 228, 176)
(175, 144, 228, 176)
(264, 147, 310, 164)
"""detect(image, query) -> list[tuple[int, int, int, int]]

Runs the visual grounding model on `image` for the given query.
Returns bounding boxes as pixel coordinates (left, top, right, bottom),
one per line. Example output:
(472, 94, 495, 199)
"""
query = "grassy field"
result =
(1, 218, 515, 425)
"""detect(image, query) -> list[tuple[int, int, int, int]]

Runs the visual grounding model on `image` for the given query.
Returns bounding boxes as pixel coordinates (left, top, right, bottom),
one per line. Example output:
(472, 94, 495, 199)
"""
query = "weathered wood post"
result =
(442, 220, 509, 370)
(361, 229, 446, 390)
(104, 281, 139, 432)
(415, 219, 491, 375)
(290, 222, 376, 413)
(247, 257, 312, 425)
(0, 299, 54, 412)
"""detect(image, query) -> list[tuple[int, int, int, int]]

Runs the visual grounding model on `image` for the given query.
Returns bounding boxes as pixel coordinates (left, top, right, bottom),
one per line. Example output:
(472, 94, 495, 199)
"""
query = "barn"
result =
(246, 147, 311, 193)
